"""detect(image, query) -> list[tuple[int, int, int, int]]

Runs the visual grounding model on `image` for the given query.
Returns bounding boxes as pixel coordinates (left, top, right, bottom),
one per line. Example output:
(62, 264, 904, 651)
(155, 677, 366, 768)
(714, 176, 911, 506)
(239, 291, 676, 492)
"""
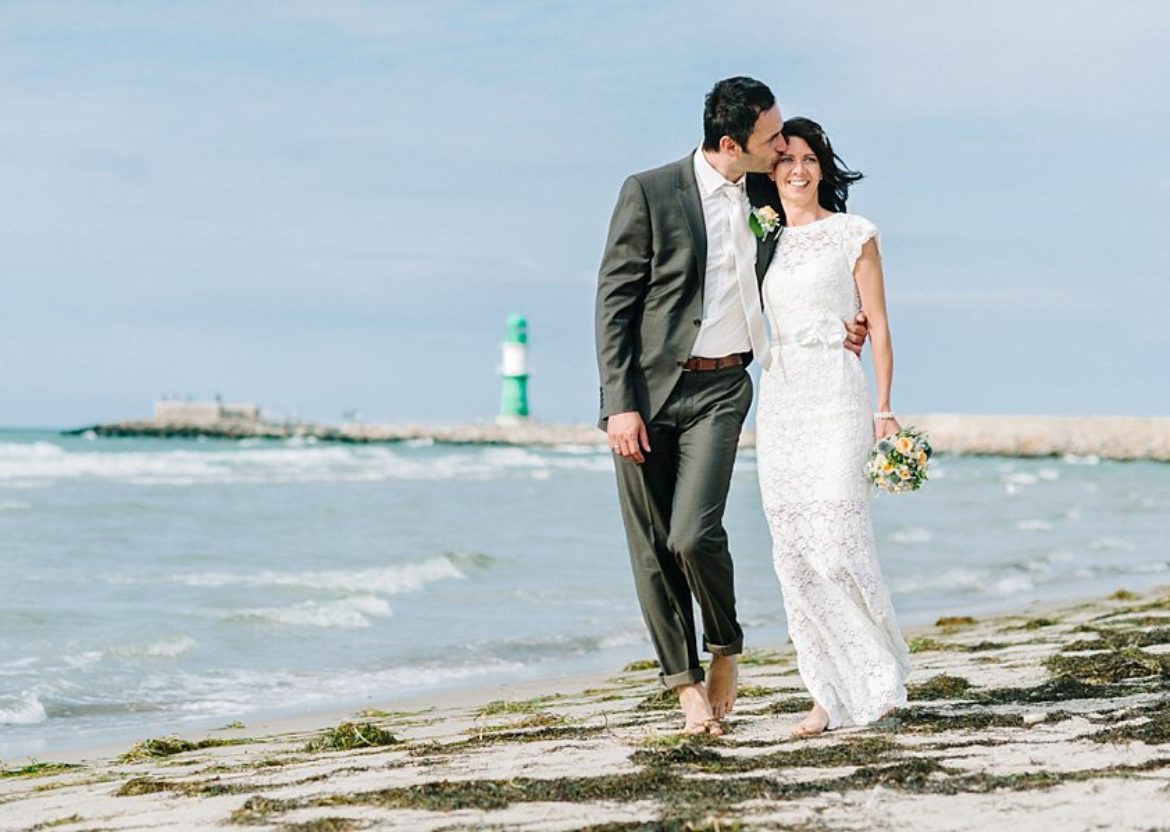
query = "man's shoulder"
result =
(626, 154, 692, 191)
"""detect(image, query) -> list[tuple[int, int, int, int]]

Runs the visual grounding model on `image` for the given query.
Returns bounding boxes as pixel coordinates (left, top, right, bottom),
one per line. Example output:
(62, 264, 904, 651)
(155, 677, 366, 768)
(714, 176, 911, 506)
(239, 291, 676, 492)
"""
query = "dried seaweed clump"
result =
(622, 659, 659, 672)
(907, 674, 973, 701)
(935, 616, 977, 631)
(1044, 647, 1170, 684)
(0, 762, 82, 779)
(120, 735, 252, 763)
(304, 721, 400, 753)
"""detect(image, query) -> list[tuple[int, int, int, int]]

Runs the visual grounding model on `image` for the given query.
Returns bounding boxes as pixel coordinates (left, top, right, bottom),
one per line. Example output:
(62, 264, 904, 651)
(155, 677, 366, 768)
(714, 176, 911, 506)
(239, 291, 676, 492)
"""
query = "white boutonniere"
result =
(749, 205, 781, 241)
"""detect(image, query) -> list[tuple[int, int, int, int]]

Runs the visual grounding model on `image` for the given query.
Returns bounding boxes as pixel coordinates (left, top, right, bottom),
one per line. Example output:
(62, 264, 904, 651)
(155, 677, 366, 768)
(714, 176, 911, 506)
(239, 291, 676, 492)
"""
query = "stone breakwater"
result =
(64, 414, 1170, 461)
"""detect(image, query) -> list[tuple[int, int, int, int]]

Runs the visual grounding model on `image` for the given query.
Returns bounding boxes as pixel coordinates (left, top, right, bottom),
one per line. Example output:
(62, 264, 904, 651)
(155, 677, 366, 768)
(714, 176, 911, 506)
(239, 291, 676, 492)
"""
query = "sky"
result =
(1, 1, 1168, 428)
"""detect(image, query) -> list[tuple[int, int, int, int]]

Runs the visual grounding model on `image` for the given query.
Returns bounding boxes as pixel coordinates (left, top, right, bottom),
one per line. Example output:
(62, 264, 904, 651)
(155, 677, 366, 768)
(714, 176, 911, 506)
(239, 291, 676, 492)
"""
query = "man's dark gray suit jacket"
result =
(595, 154, 781, 429)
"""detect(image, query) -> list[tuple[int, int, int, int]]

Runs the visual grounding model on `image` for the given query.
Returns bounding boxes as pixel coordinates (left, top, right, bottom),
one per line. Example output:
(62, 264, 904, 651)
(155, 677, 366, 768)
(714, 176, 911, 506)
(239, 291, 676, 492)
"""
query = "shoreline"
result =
(4, 586, 1170, 830)
(10, 571, 1169, 767)
(60, 414, 1170, 461)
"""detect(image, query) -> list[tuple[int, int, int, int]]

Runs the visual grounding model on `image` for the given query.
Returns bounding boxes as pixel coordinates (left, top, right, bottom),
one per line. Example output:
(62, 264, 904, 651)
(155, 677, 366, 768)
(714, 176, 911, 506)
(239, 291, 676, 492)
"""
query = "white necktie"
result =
(724, 185, 771, 370)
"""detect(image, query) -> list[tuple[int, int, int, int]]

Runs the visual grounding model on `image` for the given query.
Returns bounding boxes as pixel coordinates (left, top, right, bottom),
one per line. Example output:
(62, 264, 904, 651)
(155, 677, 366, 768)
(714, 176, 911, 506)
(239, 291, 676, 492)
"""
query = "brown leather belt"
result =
(682, 353, 746, 372)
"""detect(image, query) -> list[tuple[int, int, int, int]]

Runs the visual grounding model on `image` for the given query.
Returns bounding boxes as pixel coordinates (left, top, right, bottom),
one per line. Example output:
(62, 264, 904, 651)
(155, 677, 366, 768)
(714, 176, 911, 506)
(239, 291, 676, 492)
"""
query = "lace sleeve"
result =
(844, 214, 880, 269)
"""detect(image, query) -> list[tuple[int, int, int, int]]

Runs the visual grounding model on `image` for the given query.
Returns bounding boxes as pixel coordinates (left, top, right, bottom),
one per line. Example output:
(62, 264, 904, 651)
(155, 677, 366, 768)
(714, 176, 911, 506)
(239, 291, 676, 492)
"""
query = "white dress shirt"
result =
(690, 148, 753, 358)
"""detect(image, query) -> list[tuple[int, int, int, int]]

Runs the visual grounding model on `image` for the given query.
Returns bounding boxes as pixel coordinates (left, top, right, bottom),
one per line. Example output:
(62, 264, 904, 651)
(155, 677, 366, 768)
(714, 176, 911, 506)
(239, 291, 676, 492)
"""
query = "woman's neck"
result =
(781, 199, 829, 227)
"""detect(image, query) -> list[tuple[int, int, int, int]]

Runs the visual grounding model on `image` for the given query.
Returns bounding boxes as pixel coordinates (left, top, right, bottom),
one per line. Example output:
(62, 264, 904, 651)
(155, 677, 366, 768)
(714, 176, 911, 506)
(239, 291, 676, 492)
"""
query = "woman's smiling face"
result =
(774, 136, 821, 206)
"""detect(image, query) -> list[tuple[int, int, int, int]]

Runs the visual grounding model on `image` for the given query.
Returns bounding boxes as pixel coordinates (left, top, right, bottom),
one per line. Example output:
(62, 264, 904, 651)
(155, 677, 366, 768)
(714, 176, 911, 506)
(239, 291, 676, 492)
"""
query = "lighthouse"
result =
(497, 314, 530, 425)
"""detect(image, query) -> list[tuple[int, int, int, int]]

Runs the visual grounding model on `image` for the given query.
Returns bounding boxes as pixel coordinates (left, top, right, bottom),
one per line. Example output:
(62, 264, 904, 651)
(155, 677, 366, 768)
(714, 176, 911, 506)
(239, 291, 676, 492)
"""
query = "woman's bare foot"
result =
(677, 683, 724, 736)
(789, 702, 830, 738)
(706, 655, 739, 720)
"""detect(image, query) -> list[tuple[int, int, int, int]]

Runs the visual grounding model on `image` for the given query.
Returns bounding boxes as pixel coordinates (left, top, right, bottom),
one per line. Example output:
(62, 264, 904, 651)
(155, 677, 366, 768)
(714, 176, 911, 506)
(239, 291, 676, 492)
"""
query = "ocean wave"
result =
(120, 659, 527, 717)
(107, 636, 198, 659)
(0, 442, 613, 486)
(228, 595, 393, 628)
(166, 554, 468, 596)
(0, 499, 29, 511)
(0, 692, 47, 725)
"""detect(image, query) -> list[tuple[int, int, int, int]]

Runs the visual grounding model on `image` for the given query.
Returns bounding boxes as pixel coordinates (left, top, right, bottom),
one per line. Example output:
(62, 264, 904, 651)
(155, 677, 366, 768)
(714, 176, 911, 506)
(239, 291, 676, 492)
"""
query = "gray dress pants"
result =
(612, 364, 752, 688)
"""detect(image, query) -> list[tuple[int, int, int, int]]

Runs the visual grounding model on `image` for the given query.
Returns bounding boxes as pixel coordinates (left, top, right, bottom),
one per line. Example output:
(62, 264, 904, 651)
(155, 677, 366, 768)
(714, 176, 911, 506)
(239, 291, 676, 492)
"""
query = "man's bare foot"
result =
(790, 702, 830, 738)
(707, 655, 739, 720)
(677, 683, 723, 736)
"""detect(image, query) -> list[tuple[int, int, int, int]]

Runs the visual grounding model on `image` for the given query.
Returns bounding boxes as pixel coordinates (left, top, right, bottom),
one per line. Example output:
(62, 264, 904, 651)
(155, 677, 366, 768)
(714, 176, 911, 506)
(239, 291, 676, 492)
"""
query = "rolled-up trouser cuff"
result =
(703, 635, 743, 657)
(660, 666, 705, 690)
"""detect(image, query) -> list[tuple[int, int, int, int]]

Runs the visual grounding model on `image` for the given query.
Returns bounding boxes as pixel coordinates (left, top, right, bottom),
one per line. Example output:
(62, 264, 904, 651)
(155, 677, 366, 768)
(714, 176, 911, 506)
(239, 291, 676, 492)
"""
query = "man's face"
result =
(739, 104, 786, 173)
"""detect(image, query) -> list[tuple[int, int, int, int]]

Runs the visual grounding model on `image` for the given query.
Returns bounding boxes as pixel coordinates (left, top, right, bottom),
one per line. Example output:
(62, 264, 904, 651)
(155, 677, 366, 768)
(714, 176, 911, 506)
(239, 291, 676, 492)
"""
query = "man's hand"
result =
(607, 411, 651, 464)
(843, 311, 869, 357)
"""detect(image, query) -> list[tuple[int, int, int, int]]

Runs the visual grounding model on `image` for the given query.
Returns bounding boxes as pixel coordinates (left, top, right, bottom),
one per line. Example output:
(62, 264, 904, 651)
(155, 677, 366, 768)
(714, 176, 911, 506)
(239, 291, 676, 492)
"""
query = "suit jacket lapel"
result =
(745, 171, 782, 289)
(676, 157, 707, 289)
(755, 232, 778, 287)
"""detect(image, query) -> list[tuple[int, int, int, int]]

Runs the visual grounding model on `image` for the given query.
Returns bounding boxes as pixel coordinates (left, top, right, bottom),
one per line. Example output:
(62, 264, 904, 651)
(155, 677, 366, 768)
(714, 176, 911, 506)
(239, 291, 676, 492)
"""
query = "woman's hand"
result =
(874, 416, 901, 441)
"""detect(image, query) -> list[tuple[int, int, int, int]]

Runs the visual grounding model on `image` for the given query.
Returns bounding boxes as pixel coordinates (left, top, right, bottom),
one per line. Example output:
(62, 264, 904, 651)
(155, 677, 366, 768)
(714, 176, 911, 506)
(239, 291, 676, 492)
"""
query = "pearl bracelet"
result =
(873, 411, 896, 421)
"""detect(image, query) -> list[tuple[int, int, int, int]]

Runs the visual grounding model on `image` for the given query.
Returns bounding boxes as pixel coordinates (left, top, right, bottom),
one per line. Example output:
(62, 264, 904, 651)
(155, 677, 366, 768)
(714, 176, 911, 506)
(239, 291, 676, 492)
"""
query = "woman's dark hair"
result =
(702, 77, 775, 152)
(780, 117, 863, 213)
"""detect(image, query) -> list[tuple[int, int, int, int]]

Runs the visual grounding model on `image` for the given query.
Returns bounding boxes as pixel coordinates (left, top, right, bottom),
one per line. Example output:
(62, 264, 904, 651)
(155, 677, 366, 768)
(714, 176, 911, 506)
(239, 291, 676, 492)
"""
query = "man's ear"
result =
(718, 135, 740, 157)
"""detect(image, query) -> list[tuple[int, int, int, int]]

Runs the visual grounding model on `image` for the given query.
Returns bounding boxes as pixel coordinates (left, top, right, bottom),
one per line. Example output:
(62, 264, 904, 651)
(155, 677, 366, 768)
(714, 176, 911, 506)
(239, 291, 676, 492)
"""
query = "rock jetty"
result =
(63, 414, 1170, 461)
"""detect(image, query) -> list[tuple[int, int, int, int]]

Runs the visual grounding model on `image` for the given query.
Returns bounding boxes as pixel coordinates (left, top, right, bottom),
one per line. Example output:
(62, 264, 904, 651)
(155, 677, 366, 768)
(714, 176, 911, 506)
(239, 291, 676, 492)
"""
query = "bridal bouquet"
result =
(867, 428, 932, 494)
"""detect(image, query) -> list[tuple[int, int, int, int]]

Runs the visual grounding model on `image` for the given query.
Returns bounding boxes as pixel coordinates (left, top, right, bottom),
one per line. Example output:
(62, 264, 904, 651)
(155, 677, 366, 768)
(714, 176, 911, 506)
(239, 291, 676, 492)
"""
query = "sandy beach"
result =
(3, 587, 1169, 831)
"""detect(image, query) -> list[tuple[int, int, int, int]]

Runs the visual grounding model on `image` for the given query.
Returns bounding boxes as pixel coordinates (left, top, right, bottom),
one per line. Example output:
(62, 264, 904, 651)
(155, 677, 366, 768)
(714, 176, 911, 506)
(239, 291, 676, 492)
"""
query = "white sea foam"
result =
(889, 527, 932, 544)
(0, 499, 29, 511)
(992, 574, 1036, 594)
(107, 636, 198, 659)
(1063, 453, 1101, 465)
(0, 692, 47, 725)
(1002, 472, 1040, 486)
(598, 629, 650, 650)
(1015, 520, 1054, 532)
(229, 595, 393, 628)
(1089, 538, 1137, 552)
(171, 555, 465, 596)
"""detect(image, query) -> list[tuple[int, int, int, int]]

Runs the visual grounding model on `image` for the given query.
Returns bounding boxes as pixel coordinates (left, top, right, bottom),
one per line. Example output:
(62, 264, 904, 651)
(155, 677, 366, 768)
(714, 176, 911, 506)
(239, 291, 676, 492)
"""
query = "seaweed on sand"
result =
(303, 722, 400, 753)
(116, 776, 243, 797)
(1061, 627, 1170, 653)
(226, 758, 950, 824)
(0, 762, 82, 779)
(1092, 698, 1170, 745)
(971, 674, 1137, 704)
(476, 695, 563, 717)
(935, 616, 977, 632)
(762, 696, 814, 714)
(907, 636, 1007, 654)
(473, 712, 566, 733)
(407, 723, 611, 757)
(1044, 647, 1170, 683)
(632, 735, 901, 774)
(906, 674, 973, 700)
(622, 660, 659, 672)
(636, 688, 679, 712)
(120, 735, 254, 762)
(880, 706, 1028, 734)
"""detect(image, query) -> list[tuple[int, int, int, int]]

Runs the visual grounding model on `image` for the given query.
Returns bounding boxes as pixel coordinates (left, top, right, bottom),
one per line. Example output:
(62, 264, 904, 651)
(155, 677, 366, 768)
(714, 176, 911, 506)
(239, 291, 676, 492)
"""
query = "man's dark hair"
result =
(702, 77, 776, 152)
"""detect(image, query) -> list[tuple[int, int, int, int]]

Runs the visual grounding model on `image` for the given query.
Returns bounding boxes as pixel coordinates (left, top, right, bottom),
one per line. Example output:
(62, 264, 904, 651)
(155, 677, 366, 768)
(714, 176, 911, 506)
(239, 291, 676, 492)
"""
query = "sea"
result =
(1, 429, 1168, 760)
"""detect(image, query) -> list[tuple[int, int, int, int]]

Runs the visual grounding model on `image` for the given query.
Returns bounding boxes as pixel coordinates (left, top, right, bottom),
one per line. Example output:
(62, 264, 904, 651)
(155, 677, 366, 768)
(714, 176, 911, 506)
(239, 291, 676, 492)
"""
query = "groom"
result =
(595, 77, 868, 734)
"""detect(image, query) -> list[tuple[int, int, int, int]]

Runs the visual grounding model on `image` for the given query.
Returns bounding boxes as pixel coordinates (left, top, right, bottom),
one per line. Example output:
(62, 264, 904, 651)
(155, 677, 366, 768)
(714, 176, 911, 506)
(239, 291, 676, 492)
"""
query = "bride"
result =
(754, 117, 912, 737)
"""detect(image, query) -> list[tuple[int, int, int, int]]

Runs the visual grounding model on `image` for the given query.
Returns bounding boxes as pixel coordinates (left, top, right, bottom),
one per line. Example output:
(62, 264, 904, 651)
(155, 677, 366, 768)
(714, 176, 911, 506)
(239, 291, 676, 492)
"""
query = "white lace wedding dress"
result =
(755, 212, 911, 728)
